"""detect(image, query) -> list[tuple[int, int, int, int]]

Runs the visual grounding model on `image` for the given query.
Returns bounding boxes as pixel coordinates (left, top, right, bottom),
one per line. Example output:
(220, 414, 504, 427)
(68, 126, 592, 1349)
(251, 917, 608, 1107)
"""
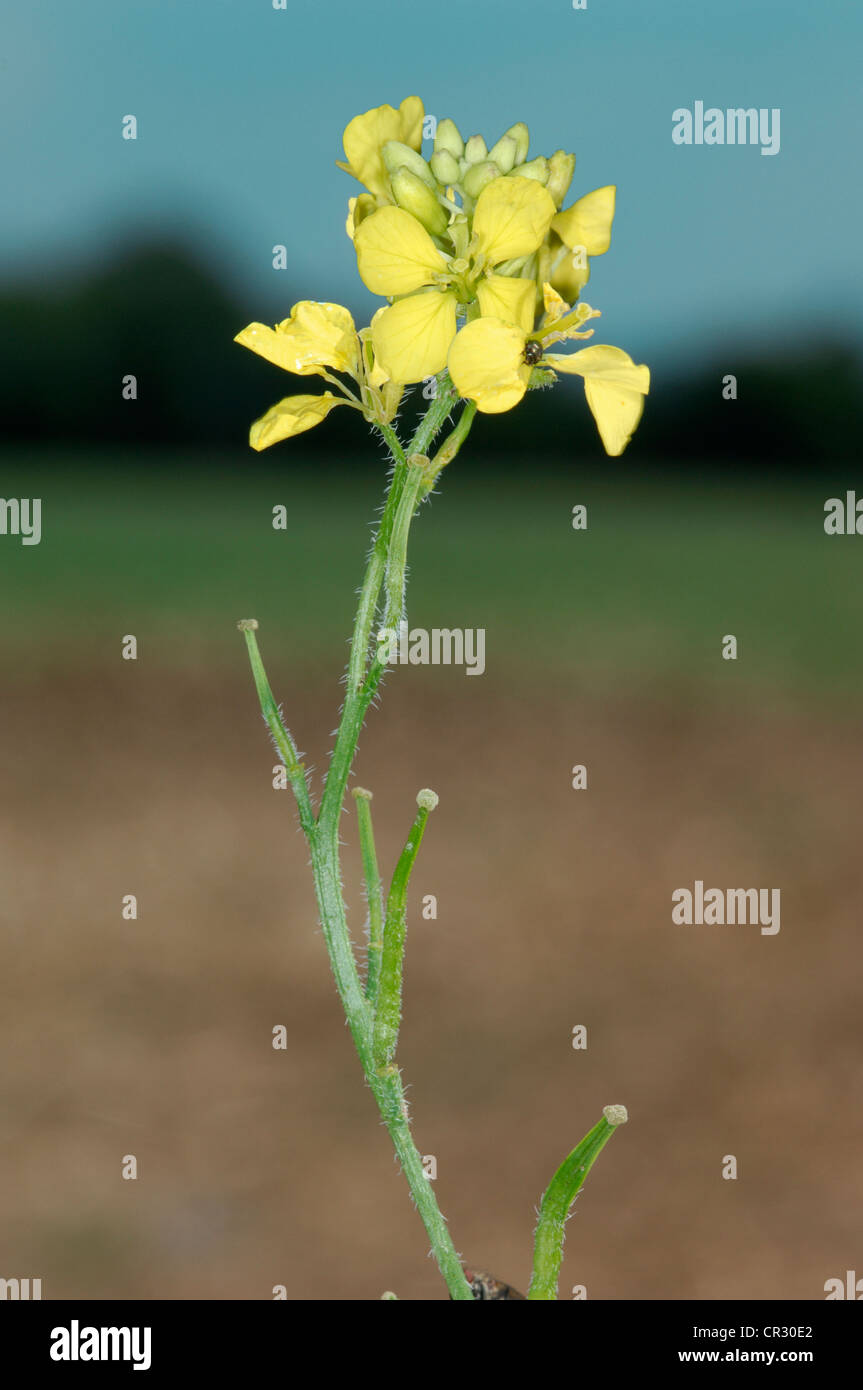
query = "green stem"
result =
(528, 1105, 628, 1300)
(379, 454, 427, 644)
(422, 400, 478, 497)
(369, 1064, 473, 1299)
(375, 417, 407, 468)
(242, 379, 473, 1300)
(373, 790, 438, 1067)
(308, 828, 470, 1299)
(352, 787, 384, 1006)
(317, 375, 459, 840)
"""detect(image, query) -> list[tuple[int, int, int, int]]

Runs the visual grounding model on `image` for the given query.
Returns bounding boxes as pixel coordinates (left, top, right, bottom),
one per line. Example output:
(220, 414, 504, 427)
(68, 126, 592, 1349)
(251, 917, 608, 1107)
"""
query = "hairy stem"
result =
(318, 376, 459, 840)
(243, 377, 473, 1300)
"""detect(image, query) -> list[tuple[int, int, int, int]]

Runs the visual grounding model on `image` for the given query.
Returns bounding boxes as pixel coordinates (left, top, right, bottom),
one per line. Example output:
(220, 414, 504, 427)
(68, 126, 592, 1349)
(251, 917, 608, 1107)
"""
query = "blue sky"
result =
(4, 0, 861, 371)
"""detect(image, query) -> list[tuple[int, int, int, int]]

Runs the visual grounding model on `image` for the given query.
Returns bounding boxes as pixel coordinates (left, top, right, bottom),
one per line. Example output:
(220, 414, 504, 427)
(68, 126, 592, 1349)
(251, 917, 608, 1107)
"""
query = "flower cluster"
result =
(236, 96, 649, 456)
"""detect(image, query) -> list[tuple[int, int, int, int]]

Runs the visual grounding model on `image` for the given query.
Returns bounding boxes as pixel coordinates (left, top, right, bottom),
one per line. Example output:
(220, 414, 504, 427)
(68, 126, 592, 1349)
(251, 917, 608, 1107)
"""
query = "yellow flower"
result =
(542, 185, 617, 301)
(337, 97, 425, 202)
(234, 300, 402, 450)
(355, 177, 556, 383)
(447, 284, 649, 456)
(236, 301, 360, 378)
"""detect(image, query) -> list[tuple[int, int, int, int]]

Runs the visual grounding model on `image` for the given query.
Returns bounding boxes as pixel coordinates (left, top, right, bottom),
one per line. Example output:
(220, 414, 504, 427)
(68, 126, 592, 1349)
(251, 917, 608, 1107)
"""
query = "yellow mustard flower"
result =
(354, 177, 557, 383)
(540, 184, 616, 303)
(337, 97, 425, 202)
(447, 283, 649, 456)
(234, 300, 402, 450)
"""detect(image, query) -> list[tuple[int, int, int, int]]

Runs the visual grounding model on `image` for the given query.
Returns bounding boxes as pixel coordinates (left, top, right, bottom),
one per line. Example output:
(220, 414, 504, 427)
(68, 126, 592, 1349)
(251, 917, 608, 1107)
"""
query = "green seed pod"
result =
(462, 159, 501, 197)
(390, 167, 449, 235)
(463, 134, 488, 165)
(486, 134, 518, 175)
(430, 149, 460, 186)
(511, 155, 549, 184)
(434, 117, 464, 160)
(501, 122, 529, 164)
(546, 150, 576, 207)
(382, 139, 436, 190)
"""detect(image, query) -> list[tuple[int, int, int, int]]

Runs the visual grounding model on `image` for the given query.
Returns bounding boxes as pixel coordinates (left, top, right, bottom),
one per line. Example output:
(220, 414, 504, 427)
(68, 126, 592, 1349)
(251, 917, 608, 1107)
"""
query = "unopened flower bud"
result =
(486, 134, 519, 174)
(546, 151, 576, 208)
(390, 167, 448, 235)
(463, 159, 501, 197)
(382, 139, 436, 189)
(434, 117, 464, 160)
(430, 149, 460, 186)
(463, 134, 488, 165)
(511, 155, 549, 185)
(502, 122, 530, 164)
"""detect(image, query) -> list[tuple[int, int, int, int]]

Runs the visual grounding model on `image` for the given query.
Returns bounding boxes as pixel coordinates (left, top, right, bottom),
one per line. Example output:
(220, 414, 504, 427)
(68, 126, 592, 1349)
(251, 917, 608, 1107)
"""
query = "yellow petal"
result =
(355, 206, 447, 296)
(547, 231, 591, 301)
(248, 393, 349, 451)
(476, 275, 535, 333)
(448, 317, 530, 414)
(371, 291, 457, 383)
(346, 193, 377, 241)
(342, 103, 405, 200)
(542, 281, 570, 321)
(473, 177, 557, 264)
(545, 344, 649, 456)
(235, 302, 359, 377)
(367, 351, 389, 389)
(552, 185, 616, 256)
(399, 96, 425, 152)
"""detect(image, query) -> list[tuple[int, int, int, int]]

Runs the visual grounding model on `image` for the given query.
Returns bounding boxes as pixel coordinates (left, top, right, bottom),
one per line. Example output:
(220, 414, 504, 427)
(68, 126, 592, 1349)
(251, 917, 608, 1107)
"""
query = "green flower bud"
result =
(501, 122, 530, 164)
(511, 155, 549, 184)
(462, 159, 501, 197)
(434, 117, 464, 160)
(390, 167, 449, 235)
(430, 149, 460, 186)
(486, 134, 518, 174)
(382, 140, 436, 190)
(463, 134, 488, 165)
(546, 150, 576, 208)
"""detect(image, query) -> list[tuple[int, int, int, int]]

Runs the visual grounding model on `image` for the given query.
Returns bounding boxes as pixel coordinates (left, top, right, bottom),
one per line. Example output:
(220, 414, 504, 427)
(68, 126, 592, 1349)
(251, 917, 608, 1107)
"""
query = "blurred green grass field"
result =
(2, 449, 861, 703)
